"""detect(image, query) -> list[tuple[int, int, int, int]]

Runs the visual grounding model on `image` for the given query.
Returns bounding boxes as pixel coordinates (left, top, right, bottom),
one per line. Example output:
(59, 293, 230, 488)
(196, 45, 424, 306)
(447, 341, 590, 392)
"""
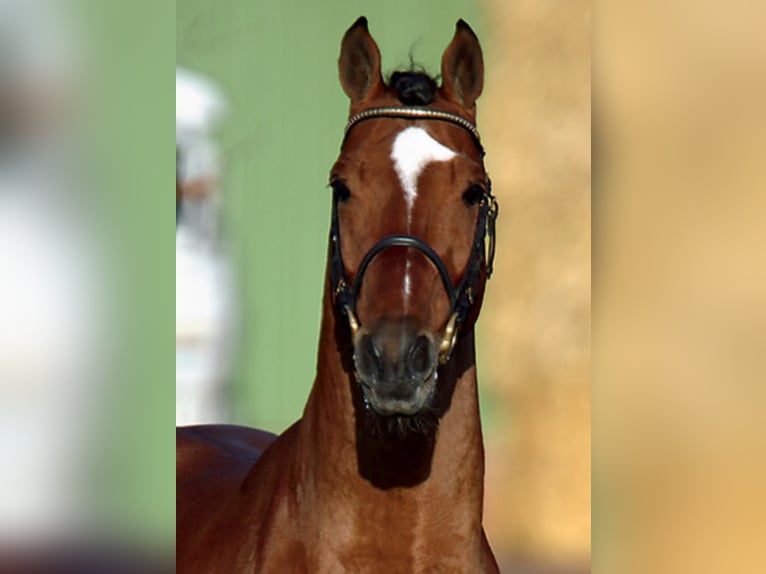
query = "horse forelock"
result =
(389, 71, 437, 106)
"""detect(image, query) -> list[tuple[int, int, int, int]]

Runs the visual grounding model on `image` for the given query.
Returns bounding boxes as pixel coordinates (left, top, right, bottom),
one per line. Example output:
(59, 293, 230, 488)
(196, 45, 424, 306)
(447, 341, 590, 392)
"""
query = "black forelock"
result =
(388, 70, 438, 106)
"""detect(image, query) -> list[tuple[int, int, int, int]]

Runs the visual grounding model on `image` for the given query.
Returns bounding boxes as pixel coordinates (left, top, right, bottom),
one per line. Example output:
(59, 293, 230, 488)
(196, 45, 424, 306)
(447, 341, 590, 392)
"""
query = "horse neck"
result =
(295, 276, 486, 547)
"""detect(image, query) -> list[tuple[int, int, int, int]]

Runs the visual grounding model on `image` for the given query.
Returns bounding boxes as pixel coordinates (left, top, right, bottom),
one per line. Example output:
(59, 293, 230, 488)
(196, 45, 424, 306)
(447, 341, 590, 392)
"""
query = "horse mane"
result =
(388, 66, 438, 106)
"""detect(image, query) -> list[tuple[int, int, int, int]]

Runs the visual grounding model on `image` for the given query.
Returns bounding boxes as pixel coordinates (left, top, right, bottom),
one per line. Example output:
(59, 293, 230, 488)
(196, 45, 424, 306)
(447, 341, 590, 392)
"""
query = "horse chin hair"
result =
(363, 407, 440, 440)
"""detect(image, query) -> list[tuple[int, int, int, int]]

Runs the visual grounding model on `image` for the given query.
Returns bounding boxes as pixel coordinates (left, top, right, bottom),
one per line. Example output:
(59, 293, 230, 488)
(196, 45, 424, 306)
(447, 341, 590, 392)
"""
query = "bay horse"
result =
(177, 17, 500, 573)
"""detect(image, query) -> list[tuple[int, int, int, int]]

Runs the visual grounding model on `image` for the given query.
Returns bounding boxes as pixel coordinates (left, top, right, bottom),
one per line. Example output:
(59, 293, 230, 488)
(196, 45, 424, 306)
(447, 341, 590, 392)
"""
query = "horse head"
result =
(329, 17, 497, 421)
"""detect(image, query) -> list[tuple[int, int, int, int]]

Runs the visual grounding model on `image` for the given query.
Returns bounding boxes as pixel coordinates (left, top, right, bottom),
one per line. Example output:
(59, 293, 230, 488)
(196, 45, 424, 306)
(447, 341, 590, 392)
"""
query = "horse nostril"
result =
(407, 335, 434, 376)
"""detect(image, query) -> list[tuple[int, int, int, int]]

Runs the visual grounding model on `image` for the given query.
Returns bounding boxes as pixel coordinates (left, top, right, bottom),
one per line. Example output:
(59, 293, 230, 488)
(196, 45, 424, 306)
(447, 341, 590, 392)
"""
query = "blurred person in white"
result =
(0, 0, 111, 544)
(176, 67, 237, 426)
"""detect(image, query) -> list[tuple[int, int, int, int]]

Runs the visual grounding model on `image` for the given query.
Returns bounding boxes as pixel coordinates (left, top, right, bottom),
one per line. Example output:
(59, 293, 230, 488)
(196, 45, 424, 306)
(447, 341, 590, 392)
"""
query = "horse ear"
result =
(440, 20, 484, 109)
(339, 17, 384, 103)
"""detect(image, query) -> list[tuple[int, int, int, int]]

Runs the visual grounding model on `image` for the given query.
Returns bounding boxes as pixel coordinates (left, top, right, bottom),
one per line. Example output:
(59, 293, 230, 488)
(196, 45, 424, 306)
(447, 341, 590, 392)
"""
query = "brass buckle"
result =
(438, 312, 459, 365)
(345, 305, 360, 339)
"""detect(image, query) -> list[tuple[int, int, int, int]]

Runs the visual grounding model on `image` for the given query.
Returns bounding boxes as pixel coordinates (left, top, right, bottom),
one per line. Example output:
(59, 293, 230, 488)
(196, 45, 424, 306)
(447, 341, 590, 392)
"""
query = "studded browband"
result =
(344, 106, 485, 157)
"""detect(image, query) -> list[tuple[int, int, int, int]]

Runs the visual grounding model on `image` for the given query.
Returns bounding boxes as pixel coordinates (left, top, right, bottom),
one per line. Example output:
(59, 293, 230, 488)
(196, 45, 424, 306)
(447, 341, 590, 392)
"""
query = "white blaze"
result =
(390, 126, 457, 221)
(390, 126, 457, 301)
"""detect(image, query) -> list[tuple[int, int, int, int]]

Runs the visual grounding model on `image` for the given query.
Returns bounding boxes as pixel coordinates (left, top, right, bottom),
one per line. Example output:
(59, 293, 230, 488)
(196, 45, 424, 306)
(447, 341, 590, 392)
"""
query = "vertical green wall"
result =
(177, 1, 483, 433)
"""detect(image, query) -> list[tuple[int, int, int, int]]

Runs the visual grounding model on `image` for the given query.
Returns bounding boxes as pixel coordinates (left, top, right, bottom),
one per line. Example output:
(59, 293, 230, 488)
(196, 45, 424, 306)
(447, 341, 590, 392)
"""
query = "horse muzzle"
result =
(353, 319, 438, 416)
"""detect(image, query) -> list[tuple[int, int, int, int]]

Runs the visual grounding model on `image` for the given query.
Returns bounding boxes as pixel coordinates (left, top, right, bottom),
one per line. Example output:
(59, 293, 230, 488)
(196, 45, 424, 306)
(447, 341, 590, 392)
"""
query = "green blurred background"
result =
(177, 1, 484, 432)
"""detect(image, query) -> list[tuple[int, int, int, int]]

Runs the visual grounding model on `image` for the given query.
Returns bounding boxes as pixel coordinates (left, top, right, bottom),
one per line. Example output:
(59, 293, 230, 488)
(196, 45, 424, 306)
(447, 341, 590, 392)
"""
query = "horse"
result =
(177, 17, 500, 573)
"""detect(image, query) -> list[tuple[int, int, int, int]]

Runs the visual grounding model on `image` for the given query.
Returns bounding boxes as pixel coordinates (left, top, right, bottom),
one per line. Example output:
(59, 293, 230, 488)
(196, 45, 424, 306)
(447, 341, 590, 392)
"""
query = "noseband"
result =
(330, 107, 499, 364)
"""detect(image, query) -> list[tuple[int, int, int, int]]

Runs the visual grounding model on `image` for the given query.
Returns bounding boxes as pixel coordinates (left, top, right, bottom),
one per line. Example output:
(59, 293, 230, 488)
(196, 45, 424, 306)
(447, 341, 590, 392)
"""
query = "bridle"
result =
(330, 106, 499, 365)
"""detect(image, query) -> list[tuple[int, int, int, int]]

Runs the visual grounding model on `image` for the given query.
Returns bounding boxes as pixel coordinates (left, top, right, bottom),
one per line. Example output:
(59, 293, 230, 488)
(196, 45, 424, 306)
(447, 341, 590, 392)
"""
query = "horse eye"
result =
(462, 185, 485, 206)
(331, 180, 351, 202)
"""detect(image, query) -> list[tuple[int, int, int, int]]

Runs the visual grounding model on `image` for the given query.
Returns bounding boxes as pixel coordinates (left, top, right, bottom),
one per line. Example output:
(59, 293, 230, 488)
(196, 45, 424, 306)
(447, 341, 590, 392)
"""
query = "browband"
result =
(344, 106, 484, 157)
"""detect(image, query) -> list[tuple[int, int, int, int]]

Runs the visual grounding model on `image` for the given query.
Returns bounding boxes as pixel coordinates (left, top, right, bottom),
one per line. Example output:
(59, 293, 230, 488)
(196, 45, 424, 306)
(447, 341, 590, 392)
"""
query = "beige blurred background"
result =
(480, 0, 591, 571)
(596, 1, 766, 572)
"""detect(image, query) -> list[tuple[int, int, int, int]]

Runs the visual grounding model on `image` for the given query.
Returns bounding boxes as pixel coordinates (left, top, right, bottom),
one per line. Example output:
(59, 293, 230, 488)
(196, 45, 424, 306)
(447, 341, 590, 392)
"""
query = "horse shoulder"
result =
(177, 423, 309, 571)
(176, 425, 279, 570)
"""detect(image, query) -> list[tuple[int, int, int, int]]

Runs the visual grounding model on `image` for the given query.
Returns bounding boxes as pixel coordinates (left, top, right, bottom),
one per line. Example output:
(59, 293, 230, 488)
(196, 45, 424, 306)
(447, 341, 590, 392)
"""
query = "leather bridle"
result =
(330, 107, 499, 364)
